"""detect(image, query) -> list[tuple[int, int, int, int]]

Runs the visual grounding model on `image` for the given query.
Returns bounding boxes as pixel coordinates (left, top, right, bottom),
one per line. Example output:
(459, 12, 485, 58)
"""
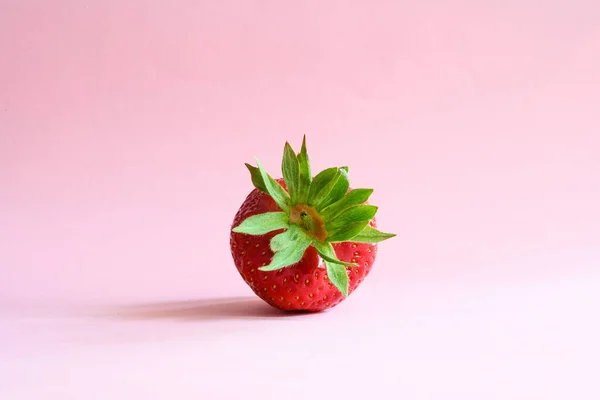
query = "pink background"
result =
(1, 1, 599, 399)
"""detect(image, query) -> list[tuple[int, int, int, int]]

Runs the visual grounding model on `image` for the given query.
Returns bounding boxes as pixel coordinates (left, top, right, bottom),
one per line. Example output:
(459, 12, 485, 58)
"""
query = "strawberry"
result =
(230, 136, 395, 311)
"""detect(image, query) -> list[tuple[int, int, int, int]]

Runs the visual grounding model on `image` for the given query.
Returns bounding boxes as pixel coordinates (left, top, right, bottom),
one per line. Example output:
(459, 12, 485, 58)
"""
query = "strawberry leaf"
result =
(260, 226, 311, 271)
(312, 240, 356, 267)
(311, 169, 345, 208)
(245, 163, 267, 193)
(281, 142, 300, 204)
(316, 167, 349, 211)
(270, 224, 303, 252)
(320, 188, 374, 220)
(306, 167, 339, 206)
(326, 261, 349, 297)
(297, 135, 312, 204)
(313, 240, 354, 296)
(326, 205, 378, 232)
(350, 225, 396, 243)
(255, 158, 290, 212)
(326, 220, 373, 243)
(232, 212, 289, 235)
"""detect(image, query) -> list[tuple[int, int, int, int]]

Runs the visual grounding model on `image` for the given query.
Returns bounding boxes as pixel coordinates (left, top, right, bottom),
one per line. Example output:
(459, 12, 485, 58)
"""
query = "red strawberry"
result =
(230, 137, 394, 312)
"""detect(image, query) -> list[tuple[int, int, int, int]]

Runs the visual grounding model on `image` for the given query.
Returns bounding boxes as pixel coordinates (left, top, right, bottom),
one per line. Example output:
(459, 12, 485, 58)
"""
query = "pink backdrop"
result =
(1, 1, 599, 399)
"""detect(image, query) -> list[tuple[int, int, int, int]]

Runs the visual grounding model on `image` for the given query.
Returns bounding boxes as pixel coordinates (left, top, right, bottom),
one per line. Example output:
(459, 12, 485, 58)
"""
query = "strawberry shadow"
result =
(104, 297, 310, 322)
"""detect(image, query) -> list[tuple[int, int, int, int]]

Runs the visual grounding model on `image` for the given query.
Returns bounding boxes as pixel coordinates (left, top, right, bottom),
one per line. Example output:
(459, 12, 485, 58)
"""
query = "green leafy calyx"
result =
(232, 135, 395, 296)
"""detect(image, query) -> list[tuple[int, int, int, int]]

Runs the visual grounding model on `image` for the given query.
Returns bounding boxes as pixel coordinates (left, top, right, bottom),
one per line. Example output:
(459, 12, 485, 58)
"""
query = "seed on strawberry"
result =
(230, 136, 395, 312)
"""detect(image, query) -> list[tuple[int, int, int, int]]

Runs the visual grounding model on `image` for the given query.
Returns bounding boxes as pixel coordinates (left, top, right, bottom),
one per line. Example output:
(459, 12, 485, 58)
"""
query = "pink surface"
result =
(1, 1, 599, 399)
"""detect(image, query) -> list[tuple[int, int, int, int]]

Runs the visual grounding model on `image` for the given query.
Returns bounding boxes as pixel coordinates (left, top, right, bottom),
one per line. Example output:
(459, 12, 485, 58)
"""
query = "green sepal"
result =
(326, 261, 349, 297)
(259, 226, 311, 271)
(281, 142, 300, 204)
(270, 224, 303, 252)
(321, 188, 374, 220)
(326, 205, 378, 232)
(350, 225, 396, 243)
(315, 167, 350, 211)
(245, 163, 267, 193)
(232, 212, 289, 235)
(325, 203, 378, 243)
(312, 240, 357, 267)
(311, 169, 345, 208)
(313, 240, 355, 296)
(316, 168, 349, 211)
(326, 220, 373, 243)
(255, 158, 290, 212)
(297, 135, 312, 204)
(306, 167, 338, 206)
